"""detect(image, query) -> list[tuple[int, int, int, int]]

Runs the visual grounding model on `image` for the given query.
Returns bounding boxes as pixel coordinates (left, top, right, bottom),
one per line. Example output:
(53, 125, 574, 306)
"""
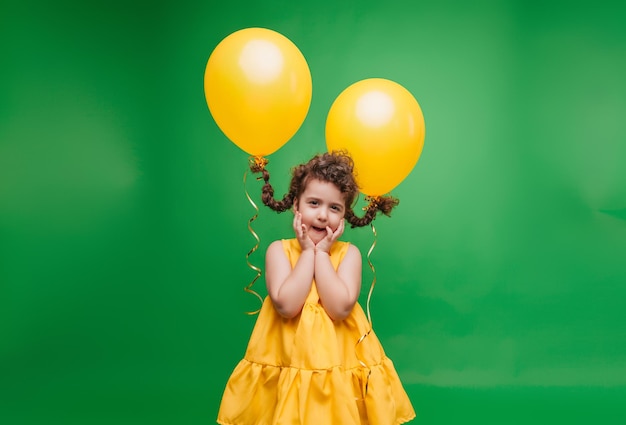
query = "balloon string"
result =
(243, 169, 264, 315)
(355, 221, 377, 396)
(365, 221, 377, 326)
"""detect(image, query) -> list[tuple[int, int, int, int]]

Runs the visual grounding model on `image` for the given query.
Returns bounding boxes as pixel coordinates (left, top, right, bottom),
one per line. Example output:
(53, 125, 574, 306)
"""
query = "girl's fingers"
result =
(331, 220, 344, 240)
(293, 218, 299, 236)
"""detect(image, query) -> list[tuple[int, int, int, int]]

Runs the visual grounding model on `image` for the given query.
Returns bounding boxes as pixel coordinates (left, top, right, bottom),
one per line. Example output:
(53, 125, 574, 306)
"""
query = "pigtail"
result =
(248, 157, 295, 213)
(346, 195, 400, 228)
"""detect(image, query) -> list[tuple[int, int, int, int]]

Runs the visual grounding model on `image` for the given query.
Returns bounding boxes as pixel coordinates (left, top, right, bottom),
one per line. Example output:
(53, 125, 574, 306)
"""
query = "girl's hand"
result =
(315, 218, 344, 254)
(293, 212, 315, 251)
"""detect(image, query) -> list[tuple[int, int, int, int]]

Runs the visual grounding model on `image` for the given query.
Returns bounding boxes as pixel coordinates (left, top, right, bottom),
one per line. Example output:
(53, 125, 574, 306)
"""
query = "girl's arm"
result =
(265, 241, 315, 318)
(315, 242, 362, 321)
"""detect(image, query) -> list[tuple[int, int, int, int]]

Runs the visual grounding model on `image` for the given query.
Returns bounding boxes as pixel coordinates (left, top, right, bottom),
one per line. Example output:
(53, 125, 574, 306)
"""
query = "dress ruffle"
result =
(217, 357, 415, 425)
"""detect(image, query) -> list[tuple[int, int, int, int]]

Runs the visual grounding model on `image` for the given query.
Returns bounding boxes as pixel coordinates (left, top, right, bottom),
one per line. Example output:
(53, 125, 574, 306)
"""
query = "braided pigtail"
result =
(249, 156, 295, 213)
(345, 195, 400, 228)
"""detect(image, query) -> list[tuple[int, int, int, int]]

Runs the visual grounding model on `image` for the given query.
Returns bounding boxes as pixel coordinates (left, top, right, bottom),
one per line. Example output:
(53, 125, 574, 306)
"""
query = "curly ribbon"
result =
(242, 158, 267, 315)
(364, 195, 380, 214)
(355, 218, 378, 397)
(364, 221, 378, 327)
(248, 155, 268, 173)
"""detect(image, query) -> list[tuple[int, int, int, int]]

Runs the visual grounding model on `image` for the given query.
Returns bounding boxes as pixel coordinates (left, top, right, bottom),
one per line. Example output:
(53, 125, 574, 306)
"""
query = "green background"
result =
(2, 0, 626, 424)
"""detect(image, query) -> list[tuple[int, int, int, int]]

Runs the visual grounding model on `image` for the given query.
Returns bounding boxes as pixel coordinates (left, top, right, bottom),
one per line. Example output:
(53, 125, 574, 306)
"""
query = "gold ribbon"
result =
(355, 220, 378, 396)
(364, 195, 380, 213)
(364, 221, 378, 326)
(248, 155, 268, 173)
(242, 167, 265, 315)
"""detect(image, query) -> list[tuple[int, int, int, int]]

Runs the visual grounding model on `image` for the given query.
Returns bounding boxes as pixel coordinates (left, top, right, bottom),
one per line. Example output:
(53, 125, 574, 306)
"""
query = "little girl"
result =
(217, 151, 415, 425)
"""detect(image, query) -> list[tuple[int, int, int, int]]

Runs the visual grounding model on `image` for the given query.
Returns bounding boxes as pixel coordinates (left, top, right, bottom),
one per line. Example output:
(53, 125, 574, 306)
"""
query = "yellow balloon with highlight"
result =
(204, 28, 312, 157)
(326, 78, 425, 197)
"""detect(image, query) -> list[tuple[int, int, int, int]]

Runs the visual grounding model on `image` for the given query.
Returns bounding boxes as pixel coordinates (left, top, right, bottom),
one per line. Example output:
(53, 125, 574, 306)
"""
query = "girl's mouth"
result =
(311, 226, 326, 233)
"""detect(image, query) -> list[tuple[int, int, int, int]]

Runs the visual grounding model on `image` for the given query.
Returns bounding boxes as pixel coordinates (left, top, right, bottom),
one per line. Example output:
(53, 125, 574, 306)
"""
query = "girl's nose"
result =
(318, 208, 328, 220)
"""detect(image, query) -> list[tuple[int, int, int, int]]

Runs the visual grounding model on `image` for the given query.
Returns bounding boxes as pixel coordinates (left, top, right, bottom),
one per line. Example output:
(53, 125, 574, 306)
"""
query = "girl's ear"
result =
(293, 198, 299, 213)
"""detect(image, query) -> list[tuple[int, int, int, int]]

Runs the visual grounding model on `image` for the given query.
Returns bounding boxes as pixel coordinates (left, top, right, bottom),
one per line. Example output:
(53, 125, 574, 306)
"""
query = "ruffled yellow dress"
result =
(217, 239, 415, 425)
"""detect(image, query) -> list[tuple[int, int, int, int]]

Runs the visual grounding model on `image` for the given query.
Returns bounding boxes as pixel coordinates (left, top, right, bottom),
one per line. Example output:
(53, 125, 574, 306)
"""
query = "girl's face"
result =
(295, 179, 346, 244)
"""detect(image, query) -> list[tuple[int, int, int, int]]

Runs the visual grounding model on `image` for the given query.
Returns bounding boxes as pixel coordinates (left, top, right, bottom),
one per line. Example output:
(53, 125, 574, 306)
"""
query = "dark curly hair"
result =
(250, 151, 398, 227)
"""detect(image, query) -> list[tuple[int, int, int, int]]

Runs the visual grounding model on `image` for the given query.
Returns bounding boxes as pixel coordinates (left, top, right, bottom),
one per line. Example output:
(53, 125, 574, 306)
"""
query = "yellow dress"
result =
(217, 239, 415, 425)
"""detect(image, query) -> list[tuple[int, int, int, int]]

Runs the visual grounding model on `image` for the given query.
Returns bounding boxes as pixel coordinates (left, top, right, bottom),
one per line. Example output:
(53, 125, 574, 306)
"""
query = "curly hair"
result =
(251, 151, 398, 227)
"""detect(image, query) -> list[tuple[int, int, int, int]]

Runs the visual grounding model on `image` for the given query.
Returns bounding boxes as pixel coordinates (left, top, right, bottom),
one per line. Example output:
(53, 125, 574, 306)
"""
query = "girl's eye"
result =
(331, 205, 342, 211)
(309, 200, 318, 206)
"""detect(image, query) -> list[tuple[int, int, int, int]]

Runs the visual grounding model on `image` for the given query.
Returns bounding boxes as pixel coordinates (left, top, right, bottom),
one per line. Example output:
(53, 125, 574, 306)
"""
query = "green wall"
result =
(2, 0, 625, 424)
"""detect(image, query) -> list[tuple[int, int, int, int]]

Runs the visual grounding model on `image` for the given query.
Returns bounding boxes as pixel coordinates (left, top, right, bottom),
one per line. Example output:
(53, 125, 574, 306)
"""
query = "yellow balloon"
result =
(326, 78, 425, 197)
(204, 28, 312, 157)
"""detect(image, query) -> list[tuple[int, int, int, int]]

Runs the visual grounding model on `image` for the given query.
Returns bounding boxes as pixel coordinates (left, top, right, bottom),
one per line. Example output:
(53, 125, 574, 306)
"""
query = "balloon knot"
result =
(249, 156, 268, 173)
(363, 196, 381, 212)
